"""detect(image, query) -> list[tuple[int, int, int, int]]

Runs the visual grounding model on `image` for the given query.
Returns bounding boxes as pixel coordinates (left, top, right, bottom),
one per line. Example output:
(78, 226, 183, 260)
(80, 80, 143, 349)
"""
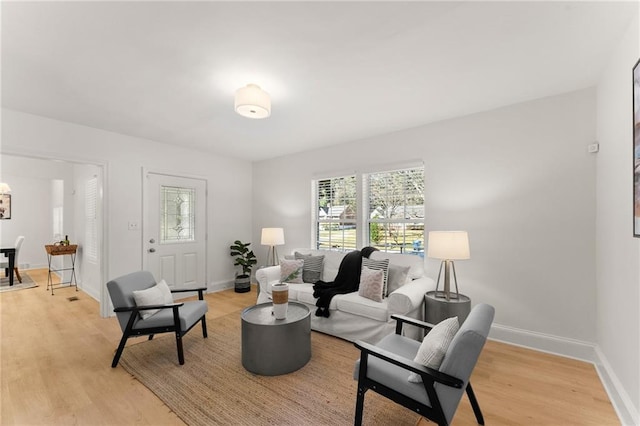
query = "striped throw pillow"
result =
(361, 257, 389, 297)
(294, 252, 324, 283)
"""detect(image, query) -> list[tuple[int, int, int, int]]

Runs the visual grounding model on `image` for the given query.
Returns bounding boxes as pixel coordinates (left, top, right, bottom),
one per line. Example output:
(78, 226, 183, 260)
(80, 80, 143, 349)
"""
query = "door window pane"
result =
(160, 186, 195, 243)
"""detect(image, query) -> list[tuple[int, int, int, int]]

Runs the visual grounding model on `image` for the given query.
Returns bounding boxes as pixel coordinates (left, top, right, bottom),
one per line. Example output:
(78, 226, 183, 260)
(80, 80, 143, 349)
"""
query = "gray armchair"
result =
(106, 271, 208, 368)
(353, 303, 495, 426)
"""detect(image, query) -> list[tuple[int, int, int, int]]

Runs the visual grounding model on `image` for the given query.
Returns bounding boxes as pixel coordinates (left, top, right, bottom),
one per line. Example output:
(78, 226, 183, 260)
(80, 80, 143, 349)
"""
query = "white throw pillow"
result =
(132, 285, 165, 320)
(361, 257, 389, 296)
(358, 266, 384, 302)
(386, 264, 411, 296)
(408, 317, 459, 383)
(280, 259, 304, 283)
(155, 279, 174, 304)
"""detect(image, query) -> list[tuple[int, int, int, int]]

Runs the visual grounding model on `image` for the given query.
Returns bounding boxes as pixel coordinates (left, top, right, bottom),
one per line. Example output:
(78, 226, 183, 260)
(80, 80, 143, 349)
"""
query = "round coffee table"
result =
(241, 302, 311, 376)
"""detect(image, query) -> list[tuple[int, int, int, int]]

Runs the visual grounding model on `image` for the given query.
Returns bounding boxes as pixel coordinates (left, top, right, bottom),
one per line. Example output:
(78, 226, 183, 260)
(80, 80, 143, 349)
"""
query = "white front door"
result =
(143, 172, 207, 288)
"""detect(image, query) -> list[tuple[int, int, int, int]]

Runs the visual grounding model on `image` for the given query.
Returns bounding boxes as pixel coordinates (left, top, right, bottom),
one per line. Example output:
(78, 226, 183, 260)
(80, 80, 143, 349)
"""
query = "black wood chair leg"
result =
(111, 334, 129, 368)
(148, 334, 154, 340)
(466, 382, 485, 425)
(201, 317, 208, 338)
(354, 385, 366, 426)
(176, 333, 184, 365)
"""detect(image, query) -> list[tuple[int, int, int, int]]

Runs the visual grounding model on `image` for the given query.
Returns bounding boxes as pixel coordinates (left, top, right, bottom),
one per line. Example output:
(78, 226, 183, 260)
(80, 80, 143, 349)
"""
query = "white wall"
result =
(596, 12, 639, 425)
(254, 88, 597, 347)
(0, 155, 73, 270)
(1, 109, 253, 298)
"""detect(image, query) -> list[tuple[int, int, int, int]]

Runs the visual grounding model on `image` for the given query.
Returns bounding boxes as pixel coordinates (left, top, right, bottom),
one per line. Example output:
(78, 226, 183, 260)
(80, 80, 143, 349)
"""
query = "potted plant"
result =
(229, 240, 257, 293)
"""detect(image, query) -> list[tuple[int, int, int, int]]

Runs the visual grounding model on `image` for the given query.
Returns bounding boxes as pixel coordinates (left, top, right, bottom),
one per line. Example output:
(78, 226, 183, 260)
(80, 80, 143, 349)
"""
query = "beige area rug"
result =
(0, 272, 37, 292)
(120, 312, 420, 426)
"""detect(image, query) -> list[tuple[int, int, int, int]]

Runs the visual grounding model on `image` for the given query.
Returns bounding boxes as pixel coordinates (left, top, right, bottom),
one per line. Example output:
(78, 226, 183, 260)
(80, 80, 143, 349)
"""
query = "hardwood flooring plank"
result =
(1, 269, 618, 425)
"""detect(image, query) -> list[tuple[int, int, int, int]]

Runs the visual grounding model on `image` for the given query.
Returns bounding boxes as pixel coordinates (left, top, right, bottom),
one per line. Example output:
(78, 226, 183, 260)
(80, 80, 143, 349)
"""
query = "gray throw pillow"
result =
(294, 252, 324, 283)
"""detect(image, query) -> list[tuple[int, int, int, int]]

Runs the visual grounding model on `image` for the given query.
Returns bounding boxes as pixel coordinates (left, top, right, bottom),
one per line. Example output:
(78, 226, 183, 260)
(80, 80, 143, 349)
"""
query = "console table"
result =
(45, 244, 78, 295)
(241, 302, 311, 375)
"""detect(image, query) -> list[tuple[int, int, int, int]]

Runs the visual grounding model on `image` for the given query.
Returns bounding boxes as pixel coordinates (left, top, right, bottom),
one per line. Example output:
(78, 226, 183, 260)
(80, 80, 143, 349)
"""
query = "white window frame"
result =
(312, 163, 424, 253)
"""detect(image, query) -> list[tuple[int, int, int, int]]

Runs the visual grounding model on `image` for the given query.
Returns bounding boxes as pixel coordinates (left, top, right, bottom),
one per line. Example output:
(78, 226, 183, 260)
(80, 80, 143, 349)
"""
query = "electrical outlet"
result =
(128, 221, 139, 231)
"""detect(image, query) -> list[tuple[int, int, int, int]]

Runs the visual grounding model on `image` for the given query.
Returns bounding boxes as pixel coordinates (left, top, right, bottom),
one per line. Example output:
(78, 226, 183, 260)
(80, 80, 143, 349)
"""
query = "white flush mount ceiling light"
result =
(235, 84, 271, 119)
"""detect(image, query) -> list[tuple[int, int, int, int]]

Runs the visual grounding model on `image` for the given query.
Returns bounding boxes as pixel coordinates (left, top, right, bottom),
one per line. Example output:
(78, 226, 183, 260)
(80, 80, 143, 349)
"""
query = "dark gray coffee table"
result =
(241, 302, 311, 376)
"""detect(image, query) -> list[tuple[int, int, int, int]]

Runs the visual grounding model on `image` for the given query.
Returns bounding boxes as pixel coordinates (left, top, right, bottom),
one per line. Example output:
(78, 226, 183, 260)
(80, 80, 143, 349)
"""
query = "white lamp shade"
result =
(0, 183, 11, 194)
(427, 231, 470, 260)
(235, 84, 271, 119)
(261, 228, 285, 246)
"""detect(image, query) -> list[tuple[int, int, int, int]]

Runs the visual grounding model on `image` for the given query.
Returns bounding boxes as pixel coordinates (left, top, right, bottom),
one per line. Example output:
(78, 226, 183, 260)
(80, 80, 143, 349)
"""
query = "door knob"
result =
(149, 248, 156, 253)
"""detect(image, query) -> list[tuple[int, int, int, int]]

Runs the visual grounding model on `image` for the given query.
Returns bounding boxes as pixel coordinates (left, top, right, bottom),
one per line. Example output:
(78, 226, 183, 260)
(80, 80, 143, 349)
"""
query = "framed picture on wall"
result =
(634, 58, 640, 237)
(0, 194, 11, 220)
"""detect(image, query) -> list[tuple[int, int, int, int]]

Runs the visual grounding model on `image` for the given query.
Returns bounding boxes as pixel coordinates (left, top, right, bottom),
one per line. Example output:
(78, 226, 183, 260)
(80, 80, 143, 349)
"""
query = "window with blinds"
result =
(315, 175, 357, 251)
(312, 165, 425, 254)
(85, 177, 98, 263)
(366, 166, 424, 254)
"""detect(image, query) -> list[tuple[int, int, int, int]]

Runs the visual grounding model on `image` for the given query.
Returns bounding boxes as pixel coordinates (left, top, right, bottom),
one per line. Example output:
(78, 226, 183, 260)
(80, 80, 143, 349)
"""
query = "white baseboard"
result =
(489, 323, 597, 362)
(207, 279, 234, 293)
(490, 323, 638, 425)
(594, 346, 639, 426)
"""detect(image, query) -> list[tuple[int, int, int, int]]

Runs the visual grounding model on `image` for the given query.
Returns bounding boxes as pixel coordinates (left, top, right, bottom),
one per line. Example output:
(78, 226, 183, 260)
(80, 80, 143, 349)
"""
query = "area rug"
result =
(0, 272, 37, 292)
(120, 312, 420, 426)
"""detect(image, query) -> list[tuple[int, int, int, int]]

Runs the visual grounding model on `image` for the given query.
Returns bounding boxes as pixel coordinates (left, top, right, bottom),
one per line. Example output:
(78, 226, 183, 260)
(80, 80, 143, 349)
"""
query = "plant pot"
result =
(234, 275, 251, 293)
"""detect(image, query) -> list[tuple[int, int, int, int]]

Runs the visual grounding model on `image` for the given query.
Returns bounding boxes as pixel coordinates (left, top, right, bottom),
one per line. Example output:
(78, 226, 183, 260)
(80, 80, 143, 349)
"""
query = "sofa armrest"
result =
(387, 276, 435, 315)
(255, 265, 281, 295)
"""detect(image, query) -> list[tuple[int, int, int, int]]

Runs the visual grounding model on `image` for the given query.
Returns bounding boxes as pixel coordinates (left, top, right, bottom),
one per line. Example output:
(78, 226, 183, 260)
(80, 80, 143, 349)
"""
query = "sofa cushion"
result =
(295, 284, 339, 310)
(295, 252, 324, 283)
(280, 259, 304, 283)
(358, 266, 384, 303)
(370, 250, 424, 280)
(292, 248, 346, 282)
(387, 264, 411, 296)
(336, 292, 389, 322)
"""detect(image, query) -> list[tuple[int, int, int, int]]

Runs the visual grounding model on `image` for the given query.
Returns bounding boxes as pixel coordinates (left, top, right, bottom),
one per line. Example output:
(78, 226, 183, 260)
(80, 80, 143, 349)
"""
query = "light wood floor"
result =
(1, 269, 619, 425)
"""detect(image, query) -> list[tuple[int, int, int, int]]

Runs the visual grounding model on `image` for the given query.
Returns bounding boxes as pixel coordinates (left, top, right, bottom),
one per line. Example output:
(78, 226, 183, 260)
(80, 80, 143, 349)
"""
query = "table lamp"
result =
(261, 227, 285, 266)
(427, 231, 470, 300)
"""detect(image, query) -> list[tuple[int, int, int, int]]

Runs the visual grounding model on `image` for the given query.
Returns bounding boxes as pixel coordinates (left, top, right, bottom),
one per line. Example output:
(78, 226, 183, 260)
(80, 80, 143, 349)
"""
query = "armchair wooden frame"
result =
(111, 287, 208, 368)
(354, 314, 485, 426)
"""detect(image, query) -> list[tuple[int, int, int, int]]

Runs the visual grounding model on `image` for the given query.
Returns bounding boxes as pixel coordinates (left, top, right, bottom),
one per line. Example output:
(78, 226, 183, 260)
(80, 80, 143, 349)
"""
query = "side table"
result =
(45, 244, 78, 295)
(424, 291, 471, 326)
(241, 302, 311, 376)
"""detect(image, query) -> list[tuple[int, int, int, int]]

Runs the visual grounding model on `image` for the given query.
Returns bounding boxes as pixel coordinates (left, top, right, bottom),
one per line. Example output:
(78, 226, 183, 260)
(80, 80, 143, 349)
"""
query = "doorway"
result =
(142, 171, 207, 288)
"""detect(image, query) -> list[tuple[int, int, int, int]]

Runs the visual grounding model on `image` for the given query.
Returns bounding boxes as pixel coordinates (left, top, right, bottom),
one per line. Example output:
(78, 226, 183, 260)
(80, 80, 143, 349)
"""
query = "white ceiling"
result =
(1, 1, 636, 162)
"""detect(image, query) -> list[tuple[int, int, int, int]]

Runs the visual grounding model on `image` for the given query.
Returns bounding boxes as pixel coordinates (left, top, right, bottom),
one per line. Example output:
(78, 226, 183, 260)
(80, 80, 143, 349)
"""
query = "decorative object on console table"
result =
(427, 231, 470, 300)
(229, 240, 257, 293)
(261, 227, 285, 266)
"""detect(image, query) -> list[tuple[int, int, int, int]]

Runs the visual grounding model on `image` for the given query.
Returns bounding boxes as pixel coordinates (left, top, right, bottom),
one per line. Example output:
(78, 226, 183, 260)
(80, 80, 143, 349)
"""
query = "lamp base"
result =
(266, 246, 279, 267)
(434, 260, 461, 301)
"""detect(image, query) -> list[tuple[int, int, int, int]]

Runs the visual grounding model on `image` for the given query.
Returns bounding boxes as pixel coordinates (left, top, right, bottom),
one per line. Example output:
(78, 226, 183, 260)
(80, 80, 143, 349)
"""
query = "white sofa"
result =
(255, 248, 435, 343)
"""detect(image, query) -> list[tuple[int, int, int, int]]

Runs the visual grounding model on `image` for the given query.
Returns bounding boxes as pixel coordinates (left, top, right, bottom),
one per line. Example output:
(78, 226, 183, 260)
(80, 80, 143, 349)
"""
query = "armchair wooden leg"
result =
(112, 334, 129, 368)
(354, 384, 366, 426)
(14, 267, 22, 283)
(466, 382, 485, 425)
(201, 317, 208, 338)
(175, 332, 185, 365)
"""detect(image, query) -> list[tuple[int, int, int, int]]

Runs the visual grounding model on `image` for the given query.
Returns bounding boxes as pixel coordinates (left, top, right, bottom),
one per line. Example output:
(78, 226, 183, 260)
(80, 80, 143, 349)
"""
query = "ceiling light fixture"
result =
(235, 84, 271, 119)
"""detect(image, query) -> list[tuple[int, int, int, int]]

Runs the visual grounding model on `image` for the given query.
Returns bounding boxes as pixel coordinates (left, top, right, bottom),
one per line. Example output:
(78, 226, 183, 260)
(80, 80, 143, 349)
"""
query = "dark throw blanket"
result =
(312, 246, 378, 317)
